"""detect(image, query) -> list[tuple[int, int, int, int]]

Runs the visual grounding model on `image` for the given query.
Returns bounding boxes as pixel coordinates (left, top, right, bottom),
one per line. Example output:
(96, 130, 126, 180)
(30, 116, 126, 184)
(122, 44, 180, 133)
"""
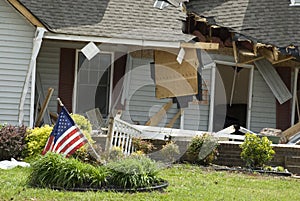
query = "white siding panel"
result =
(37, 42, 61, 115)
(250, 69, 276, 132)
(0, 1, 35, 126)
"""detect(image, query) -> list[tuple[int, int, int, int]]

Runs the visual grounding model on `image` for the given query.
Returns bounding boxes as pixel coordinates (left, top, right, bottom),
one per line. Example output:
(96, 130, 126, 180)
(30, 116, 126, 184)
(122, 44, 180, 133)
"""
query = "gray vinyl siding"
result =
(122, 56, 181, 127)
(250, 69, 276, 133)
(37, 40, 86, 116)
(183, 68, 210, 131)
(0, 1, 35, 126)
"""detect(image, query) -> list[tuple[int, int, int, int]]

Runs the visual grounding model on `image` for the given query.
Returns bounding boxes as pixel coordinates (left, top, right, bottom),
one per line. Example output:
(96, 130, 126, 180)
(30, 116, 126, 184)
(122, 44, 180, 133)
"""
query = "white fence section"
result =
(105, 117, 142, 155)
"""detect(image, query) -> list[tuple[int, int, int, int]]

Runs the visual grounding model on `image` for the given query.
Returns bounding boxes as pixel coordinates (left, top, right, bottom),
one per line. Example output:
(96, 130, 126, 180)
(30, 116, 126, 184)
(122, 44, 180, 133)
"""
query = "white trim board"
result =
(43, 33, 181, 49)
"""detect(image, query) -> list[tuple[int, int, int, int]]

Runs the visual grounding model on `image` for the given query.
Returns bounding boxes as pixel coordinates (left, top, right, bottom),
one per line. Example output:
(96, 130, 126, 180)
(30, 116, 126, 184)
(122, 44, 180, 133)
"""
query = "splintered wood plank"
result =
(35, 88, 54, 127)
(145, 100, 173, 126)
(283, 121, 300, 142)
(154, 49, 198, 99)
(166, 109, 182, 128)
(180, 42, 219, 50)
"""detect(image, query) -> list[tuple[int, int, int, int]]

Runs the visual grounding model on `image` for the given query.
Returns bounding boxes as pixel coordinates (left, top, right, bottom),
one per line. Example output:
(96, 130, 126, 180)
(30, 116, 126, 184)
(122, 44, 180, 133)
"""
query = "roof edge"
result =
(44, 32, 182, 48)
(8, 0, 44, 27)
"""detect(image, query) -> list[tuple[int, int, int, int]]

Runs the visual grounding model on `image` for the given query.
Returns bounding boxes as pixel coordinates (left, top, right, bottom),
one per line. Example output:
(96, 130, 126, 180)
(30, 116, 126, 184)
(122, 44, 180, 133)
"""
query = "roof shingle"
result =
(186, 0, 300, 47)
(19, 0, 192, 42)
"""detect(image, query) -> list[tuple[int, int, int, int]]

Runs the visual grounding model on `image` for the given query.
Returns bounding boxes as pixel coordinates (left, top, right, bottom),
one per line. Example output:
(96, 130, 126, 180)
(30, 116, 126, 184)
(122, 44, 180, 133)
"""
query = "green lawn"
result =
(1, 164, 300, 201)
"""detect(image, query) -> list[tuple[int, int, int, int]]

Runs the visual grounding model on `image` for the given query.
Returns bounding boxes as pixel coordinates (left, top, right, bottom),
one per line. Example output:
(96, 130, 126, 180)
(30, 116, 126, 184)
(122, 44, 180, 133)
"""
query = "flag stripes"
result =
(42, 106, 88, 157)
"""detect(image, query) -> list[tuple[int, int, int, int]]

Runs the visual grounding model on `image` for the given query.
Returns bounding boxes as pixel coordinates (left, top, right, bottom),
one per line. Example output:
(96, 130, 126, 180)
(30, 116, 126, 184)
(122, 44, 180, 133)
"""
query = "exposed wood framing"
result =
(242, 56, 264, 64)
(239, 49, 256, 57)
(7, 0, 44, 27)
(258, 47, 274, 63)
(180, 42, 219, 50)
(272, 56, 295, 65)
(232, 40, 239, 63)
(273, 47, 279, 61)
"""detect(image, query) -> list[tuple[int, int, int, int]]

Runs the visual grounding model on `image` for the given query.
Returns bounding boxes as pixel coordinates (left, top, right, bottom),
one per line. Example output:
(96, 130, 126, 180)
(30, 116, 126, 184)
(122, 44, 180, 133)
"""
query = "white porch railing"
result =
(105, 117, 142, 155)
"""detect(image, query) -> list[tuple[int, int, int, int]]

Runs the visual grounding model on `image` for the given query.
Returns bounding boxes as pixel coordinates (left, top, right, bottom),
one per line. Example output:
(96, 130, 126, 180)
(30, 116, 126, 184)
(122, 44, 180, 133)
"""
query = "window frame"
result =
(73, 49, 114, 117)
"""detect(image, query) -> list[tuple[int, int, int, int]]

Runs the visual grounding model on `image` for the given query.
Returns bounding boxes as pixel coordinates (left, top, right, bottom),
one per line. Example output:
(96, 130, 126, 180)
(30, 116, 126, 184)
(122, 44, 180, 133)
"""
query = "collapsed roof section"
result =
(185, 0, 300, 61)
(17, 0, 193, 42)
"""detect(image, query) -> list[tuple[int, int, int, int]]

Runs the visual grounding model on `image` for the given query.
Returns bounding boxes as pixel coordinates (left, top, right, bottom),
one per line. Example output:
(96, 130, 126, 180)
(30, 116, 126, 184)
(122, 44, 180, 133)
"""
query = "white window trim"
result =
(209, 60, 254, 131)
(73, 50, 114, 115)
(290, 0, 300, 6)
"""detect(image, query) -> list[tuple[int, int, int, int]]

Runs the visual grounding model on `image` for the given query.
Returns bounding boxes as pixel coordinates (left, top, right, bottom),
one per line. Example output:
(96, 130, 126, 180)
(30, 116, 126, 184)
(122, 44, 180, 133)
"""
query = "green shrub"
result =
(276, 166, 285, 172)
(0, 125, 27, 160)
(240, 133, 275, 168)
(132, 137, 155, 154)
(160, 141, 180, 163)
(186, 133, 219, 165)
(28, 152, 107, 189)
(25, 114, 96, 162)
(106, 155, 162, 189)
(25, 125, 53, 158)
(70, 113, 92, 136)
(70, 113, 96, 161)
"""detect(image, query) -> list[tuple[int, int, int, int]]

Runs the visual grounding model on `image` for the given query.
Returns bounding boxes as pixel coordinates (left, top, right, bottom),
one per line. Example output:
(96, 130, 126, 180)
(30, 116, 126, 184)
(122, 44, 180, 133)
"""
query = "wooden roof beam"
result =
(272, 56, 295, 65)
(7, 0, 44, 27)
(180, 42, 219, 50)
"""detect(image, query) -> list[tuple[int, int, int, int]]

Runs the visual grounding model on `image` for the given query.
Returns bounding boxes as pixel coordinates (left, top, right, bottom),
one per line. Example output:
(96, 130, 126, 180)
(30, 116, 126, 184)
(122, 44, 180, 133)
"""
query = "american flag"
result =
(42, 106, 88, 157)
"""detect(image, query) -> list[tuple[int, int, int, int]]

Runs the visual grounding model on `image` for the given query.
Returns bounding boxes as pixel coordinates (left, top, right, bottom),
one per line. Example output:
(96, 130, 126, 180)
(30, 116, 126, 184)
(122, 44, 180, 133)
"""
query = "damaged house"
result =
(1, 0, 300, 137)
(185, 0, 300, 134)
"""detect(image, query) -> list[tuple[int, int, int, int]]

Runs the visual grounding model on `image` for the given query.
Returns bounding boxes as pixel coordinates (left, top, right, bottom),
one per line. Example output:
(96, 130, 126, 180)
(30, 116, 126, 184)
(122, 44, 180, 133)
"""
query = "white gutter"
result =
(18, 27, 47, 127)
(43, 32, 181, 48)
(291, 67, 299, 126)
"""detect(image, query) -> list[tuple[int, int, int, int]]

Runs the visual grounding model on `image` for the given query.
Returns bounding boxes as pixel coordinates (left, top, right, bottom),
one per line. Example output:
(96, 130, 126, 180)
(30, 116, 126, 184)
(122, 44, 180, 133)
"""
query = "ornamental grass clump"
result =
(28, 152, 107, 189)
(106, 155, 162, 189)
(240, 133, 275, 168)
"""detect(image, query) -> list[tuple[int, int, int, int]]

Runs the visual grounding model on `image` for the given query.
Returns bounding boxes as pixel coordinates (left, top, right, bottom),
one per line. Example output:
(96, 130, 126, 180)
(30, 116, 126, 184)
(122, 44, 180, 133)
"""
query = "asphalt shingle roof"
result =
(19, 0, 192, 42)
(186, 0, 300, 47)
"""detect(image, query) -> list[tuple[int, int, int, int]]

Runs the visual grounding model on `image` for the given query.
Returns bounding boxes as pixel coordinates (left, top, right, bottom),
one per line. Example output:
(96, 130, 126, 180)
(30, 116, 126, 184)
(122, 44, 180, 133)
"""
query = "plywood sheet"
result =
(154, 49, 199, 99)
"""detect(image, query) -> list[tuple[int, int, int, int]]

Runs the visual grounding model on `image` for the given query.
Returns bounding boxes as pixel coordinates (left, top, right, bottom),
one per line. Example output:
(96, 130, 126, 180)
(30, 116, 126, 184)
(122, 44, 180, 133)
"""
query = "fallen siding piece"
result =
(254, 59, 292, 104)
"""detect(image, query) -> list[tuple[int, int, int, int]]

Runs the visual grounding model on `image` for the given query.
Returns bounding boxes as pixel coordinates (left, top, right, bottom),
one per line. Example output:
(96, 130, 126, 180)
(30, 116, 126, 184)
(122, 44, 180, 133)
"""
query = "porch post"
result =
(291, 67, 299, 126)
(18, 27, 46, 127)
(208, 63, 216, 132)
(246, 66, 254, 129)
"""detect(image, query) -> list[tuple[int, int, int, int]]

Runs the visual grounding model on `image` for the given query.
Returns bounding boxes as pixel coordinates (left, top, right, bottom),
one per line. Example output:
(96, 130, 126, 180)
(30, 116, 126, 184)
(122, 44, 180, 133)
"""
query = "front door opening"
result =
(214, 64, 250, 131)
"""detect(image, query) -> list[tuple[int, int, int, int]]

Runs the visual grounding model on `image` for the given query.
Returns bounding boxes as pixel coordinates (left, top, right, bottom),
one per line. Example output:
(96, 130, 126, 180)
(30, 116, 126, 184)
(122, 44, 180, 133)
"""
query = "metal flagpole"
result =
(57, 98, 101, 161)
